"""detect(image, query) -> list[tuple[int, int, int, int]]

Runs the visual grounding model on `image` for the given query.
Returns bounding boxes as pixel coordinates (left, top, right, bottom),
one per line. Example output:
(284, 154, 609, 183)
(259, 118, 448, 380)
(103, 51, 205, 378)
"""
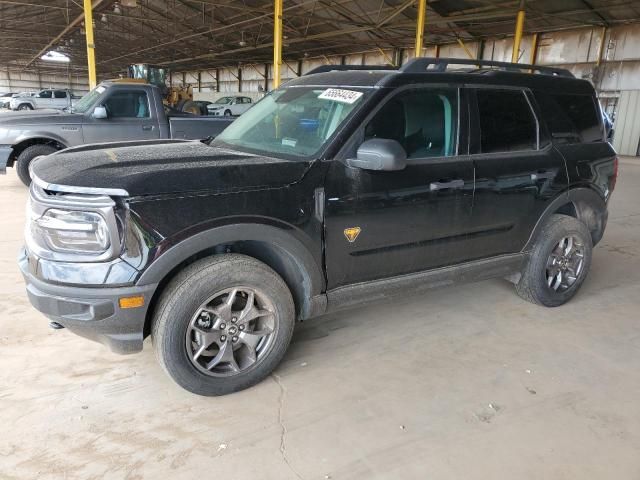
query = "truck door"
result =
(323, 86, 476, 289)
(466, 87, 567, 258)
(53, 90, 69, 109)
(82, 87, 161, 143)
(36, 90, 52, 109)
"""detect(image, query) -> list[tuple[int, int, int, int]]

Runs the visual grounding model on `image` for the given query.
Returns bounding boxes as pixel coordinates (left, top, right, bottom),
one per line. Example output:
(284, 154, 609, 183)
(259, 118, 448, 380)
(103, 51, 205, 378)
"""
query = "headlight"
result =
(32, 209, 110, 254)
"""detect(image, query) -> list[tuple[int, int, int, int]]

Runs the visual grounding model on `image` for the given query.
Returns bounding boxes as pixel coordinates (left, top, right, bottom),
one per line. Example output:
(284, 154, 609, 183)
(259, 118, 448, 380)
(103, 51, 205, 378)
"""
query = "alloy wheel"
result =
(545, 235, 585, 292)
(185, 287, 278, 377)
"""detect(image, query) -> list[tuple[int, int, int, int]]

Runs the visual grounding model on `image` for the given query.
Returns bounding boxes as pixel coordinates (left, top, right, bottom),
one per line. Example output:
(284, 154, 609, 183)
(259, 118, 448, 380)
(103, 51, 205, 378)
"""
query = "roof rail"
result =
(304, 64, 397, 76)
(400, 57, 574, 78)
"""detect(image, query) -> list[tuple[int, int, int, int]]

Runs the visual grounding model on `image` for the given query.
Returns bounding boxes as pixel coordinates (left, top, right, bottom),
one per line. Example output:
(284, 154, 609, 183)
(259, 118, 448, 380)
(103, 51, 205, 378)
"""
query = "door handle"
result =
(530, 170, 555, 181)
(142, 125, 154, 131)
(430, 179, 465, 191)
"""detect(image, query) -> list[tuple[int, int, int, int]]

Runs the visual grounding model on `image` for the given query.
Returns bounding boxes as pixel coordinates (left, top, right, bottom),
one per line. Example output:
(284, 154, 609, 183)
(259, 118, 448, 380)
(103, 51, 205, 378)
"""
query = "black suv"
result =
(20, 58, 617, 396)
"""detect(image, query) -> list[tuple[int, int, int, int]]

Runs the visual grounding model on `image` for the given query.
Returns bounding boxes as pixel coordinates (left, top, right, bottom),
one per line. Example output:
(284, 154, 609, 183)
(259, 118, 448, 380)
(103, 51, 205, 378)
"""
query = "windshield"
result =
(212, 86, 370, 159)
(215, 97, 232, 104)
(72, 85, 106, 113)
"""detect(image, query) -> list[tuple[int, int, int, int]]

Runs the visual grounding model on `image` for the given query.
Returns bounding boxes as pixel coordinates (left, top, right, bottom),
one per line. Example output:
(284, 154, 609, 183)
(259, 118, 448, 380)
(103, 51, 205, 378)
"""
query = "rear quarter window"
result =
(534, 92, 603, 143)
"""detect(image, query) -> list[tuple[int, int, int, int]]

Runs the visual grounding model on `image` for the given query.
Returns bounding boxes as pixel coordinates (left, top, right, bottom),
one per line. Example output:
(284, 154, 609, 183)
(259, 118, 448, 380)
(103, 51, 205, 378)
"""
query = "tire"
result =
(516, 214, 593, 307)
(17, 103, 33, 110)
(16, 144, 57, 186)
(151, 254, 295, 396)
(224, 109, 232, 116)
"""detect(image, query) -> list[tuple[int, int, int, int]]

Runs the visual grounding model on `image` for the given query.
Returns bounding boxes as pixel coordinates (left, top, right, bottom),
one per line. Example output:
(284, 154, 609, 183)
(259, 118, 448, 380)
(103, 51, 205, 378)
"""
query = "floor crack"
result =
(272, 373, 305, 480)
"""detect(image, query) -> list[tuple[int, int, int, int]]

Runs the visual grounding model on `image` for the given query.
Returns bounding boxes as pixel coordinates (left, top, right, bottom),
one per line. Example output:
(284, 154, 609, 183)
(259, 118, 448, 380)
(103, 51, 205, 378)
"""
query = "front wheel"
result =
(16, 144, 57, 186)
(151, 254, 295, 396)
(224, 109, 232, 116)
(17, 103, 33, 111)
(516, 214, 593, 307)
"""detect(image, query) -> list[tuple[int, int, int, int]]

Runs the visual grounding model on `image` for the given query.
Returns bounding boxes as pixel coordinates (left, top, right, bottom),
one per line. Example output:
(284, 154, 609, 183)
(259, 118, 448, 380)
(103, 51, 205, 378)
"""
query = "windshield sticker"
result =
(318, 88, 363, 104)
(96, 86, 106, 94)
(282, 137, 297, 148)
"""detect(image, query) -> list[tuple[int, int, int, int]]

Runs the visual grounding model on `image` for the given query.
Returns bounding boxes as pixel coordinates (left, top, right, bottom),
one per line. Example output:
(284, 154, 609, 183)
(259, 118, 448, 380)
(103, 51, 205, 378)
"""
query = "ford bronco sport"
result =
(20, 58, 617, 396)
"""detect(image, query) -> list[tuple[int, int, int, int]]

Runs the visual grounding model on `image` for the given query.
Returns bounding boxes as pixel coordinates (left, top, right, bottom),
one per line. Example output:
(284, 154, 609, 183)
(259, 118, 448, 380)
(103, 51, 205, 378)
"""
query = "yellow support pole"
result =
(415, 0, 427, 58)
(273, 0, 283, 89)
(83, 0, 97, 89)
(596, 26, 607, 66)
(511, 0, 525, 64)
(529, 32, 539, 73)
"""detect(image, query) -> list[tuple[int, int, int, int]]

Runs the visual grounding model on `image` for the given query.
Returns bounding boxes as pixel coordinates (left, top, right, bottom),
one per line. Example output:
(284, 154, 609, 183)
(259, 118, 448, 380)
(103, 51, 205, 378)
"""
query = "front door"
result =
(82, 87, 160, 144)
(324, 86, 476, 289)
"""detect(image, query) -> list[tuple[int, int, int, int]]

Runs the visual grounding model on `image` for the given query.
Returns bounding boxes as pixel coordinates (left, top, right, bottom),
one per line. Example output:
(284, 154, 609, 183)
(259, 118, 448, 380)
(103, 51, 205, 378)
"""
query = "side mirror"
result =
(92, 105, 108, 119)
(347, 138, 407, 171)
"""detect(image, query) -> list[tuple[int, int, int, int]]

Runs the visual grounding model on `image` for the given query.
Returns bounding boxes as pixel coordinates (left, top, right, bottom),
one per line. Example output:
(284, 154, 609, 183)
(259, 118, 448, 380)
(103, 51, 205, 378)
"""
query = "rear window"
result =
(535, 92, 602, 143)
(476, 89, 538, 153)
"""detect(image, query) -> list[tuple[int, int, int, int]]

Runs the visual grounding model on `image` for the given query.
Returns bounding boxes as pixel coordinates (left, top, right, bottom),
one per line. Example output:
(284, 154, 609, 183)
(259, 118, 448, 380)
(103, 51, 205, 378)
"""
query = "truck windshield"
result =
(211, 86, 370, 159)
(72, 85, 106, 113)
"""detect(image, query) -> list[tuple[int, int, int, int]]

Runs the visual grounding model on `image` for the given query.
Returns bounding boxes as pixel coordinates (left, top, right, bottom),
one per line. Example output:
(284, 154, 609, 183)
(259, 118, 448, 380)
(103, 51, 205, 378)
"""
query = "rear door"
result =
(324, 86, 476, 289)
(35, 90, 53, 109)
(82, 87, 161, 143)
(53, 90, 69, 109)
(467, 87, 567, 258)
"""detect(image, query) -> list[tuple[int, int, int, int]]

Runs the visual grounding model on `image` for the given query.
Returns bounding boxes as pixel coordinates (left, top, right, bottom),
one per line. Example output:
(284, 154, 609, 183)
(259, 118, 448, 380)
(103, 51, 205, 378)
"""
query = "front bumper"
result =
(19, 249, 157, 354)
(0, 145, 13, 173)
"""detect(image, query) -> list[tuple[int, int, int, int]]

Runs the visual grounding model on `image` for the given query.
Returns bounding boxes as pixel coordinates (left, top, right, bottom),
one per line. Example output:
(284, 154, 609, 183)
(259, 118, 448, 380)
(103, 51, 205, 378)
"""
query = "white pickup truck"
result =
(10, 89, 76, 111)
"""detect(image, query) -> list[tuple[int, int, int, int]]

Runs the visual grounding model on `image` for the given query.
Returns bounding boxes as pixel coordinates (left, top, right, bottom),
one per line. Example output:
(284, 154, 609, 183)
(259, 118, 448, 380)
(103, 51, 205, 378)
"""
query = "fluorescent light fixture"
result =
(41, 51, 70, 63)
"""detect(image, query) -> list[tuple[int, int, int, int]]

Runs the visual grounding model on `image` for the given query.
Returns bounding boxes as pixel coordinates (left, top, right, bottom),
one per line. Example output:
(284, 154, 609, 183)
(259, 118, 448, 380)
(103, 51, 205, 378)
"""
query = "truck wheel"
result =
(224, 109, 232, 116)
(17, 103, 33, 111)
(151, 254, 295, 396)
(516, 214, 593, 307)
(16, 144, 57, 186)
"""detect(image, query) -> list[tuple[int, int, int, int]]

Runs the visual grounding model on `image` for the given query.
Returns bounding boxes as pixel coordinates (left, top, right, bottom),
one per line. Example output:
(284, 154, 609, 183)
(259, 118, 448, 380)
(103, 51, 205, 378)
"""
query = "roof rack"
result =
(400, 57, 574, 78)
(304, 64, 397, 75)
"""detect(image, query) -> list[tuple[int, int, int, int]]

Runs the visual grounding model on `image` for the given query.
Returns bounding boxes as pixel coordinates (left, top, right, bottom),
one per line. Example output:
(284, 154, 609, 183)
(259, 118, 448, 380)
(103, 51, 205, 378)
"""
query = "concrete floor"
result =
(1, 158, 639, 480)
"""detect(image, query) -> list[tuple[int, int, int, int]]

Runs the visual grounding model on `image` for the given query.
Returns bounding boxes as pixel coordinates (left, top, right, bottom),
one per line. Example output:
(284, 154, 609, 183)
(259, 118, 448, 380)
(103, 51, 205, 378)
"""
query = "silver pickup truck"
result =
(0, 80, 234, 185)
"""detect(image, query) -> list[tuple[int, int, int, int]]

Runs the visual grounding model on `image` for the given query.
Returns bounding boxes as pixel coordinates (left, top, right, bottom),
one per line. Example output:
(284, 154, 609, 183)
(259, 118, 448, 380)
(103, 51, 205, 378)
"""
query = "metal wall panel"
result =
(613, 90, 640, 156)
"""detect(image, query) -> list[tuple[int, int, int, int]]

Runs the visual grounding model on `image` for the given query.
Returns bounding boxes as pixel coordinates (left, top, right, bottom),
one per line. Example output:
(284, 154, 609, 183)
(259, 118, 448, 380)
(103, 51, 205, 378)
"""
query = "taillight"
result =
(611, 156, 618, 192)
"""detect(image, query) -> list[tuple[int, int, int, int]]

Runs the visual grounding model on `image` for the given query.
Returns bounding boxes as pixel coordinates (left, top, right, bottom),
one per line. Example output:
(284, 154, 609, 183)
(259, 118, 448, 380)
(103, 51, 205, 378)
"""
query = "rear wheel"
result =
(16, 144, 57, 186)
(516, 214, 593, 307)
(151, 254, 295, 396)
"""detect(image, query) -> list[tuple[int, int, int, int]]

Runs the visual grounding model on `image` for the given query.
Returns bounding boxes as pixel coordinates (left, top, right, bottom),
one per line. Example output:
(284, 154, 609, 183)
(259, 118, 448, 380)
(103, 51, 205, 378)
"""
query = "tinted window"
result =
(365, 88, 458, 158)
(476, 89, 537, 153)
(535, 92, 602, 143)
(38, 90, 52, 98)
(103, 91, 149, 118)
(53, 90, 67, 99)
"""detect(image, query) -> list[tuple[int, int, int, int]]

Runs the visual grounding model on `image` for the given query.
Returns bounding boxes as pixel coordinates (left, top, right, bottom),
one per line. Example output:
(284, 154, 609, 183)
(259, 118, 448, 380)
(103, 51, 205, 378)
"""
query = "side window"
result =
(38, 90, 52, 99)
(365, 88, 458, 159)
(53, 90, 67, 99)
(103, 90, 150, 118)
(476, 89, 537, 153)
(534, 92, 602, 143)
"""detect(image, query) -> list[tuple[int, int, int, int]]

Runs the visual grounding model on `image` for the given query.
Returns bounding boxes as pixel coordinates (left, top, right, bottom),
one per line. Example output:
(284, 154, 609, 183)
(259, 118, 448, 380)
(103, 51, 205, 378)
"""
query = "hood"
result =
(0, 109, 81, 126)
(32, 140, 313, 197)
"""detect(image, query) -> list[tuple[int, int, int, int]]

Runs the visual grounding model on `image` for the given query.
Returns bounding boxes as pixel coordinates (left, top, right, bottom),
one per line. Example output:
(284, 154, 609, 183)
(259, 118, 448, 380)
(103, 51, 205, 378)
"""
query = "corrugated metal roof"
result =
(0, 0, 638, 75)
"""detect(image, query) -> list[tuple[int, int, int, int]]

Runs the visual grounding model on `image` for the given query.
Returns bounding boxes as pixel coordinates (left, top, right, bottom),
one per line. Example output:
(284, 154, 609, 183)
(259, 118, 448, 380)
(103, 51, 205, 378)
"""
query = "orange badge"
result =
(343, 227, 361, 243)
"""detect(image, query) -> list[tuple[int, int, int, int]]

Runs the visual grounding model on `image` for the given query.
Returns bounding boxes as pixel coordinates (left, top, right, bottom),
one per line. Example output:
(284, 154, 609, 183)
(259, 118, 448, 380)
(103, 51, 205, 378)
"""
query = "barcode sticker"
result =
(318, 88, 363, 104)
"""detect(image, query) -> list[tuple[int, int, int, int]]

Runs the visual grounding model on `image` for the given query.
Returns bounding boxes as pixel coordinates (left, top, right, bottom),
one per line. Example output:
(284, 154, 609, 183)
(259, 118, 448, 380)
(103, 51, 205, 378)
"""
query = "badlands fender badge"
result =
(344, 227, 361, 243)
